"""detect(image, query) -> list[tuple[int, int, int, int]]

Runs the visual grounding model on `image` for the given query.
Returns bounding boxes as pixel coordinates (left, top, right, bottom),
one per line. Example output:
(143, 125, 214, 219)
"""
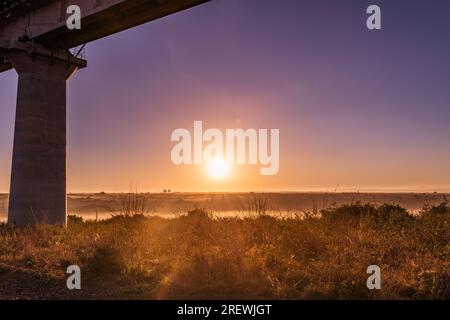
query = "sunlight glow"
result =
(206, 158, 231, 180)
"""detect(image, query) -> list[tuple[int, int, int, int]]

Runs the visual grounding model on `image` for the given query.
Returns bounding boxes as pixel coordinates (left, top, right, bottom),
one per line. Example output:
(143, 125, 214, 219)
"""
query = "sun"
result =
(205, 158, 231, 180)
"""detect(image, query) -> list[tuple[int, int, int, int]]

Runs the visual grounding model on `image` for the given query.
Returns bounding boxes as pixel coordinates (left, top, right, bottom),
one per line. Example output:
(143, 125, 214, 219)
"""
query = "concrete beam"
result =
(0, 1, 58, 27)
(0, 0, 210, 50)
(1, 40, 86, 67)
(0, 39, 86, 72)
(36, 0, 210, 49)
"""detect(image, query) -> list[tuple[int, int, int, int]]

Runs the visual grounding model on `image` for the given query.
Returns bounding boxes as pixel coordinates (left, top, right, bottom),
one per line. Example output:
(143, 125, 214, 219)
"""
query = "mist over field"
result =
(1, 192, 449, 222)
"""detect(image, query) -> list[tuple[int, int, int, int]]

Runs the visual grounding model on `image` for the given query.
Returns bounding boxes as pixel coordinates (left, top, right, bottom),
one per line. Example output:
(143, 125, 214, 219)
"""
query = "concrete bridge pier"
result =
(6, 47, 86, 226)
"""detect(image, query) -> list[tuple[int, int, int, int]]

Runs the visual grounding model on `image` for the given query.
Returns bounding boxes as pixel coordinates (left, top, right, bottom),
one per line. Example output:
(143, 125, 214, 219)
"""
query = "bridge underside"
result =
(36, 0, 209, 49)
(0, 0, 209, 72)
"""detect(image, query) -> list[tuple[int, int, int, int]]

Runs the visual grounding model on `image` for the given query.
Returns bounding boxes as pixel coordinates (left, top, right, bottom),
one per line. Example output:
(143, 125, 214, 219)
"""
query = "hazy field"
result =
(0, 200, 448, 299)
(1, 192, 449, 222)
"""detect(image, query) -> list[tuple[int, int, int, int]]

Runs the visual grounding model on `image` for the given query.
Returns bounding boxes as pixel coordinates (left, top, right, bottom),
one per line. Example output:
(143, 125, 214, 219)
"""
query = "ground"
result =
(0, 201, 448, 300)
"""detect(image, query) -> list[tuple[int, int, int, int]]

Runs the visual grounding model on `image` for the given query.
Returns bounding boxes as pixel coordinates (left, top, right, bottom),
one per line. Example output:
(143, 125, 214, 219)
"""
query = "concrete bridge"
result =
(0, 0, 210, 226)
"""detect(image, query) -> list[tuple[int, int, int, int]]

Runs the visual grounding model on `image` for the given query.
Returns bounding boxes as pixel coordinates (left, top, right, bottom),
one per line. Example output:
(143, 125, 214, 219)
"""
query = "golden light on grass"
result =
(205, 158, 231, 180)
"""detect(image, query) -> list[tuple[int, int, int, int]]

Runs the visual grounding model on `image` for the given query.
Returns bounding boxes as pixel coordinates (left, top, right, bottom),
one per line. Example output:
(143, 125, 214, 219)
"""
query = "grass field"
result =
(0, 198, 448, 300)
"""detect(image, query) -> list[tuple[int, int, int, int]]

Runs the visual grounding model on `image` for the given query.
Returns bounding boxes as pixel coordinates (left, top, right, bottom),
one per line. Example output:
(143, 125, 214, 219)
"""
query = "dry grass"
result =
(0, 201, 448, 300)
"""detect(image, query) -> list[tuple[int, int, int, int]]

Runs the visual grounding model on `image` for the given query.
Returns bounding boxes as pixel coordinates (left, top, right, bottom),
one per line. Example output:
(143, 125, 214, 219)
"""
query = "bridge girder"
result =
(0, 0, 210, 73)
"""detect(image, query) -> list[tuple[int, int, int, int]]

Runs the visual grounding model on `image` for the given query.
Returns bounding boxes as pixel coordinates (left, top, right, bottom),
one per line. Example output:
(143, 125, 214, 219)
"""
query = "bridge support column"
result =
(7, 50, 79, 226)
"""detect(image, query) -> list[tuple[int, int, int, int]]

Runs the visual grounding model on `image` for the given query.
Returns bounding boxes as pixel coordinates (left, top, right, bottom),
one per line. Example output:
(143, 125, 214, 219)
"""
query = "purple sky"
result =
(1, 0, 450, 192)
